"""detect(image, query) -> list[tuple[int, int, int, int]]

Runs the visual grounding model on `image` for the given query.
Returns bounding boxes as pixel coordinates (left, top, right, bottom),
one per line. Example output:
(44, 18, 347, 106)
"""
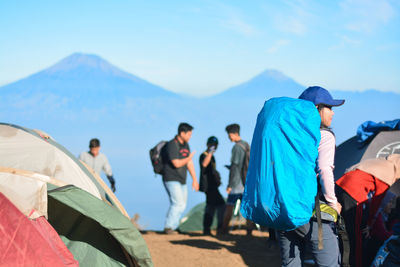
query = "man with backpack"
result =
(161, 122, 199, 234)
(220, 123, 252, 235)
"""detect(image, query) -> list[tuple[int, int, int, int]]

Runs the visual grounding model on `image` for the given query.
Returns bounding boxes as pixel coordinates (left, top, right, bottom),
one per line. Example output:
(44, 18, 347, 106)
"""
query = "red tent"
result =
(0, 192, 78, 267)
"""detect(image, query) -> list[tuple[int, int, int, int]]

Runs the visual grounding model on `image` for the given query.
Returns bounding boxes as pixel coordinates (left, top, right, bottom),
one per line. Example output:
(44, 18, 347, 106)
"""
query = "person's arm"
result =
(102, 155, 116, 192)
(171, 152, 195, 168)
(201, 151, 213, 168)
(187, 159, 199, 191)
(102, 155, 113, 177)
(227, 145, 244, 192)
(318, 131, 341, 213)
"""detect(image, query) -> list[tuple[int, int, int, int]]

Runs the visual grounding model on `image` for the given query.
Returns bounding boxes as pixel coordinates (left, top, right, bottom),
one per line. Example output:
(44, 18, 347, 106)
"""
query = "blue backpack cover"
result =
(240, 97, 321, 231)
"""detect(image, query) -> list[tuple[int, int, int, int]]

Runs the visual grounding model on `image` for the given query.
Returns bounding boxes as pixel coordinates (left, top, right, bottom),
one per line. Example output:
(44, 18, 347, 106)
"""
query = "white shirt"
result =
(79, 151, 112, 177)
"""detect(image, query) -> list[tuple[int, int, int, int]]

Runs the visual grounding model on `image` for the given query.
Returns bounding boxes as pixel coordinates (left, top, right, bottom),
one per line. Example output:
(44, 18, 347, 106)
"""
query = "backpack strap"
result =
(315, 194, 324, 250)
(236, 141, 249, 152)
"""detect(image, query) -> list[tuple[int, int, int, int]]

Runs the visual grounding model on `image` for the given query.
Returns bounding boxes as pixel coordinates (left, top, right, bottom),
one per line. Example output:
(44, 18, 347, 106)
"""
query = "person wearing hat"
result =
(278, 86, 345, 267)
(199, 136, 226, 235)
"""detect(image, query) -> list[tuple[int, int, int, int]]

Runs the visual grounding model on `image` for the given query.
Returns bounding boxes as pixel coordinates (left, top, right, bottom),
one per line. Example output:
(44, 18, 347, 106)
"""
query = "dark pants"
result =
(203, 204, 225, 233)
(278, 221, 341, 267)
(204, 189, 225, 233)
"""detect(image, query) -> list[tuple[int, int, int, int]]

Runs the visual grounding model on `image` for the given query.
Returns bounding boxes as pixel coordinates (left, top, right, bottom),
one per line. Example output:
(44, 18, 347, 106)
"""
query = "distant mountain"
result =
(0, 53, 178, 107)
(1, 52, 399, 230)
(210, 69, 304, 99)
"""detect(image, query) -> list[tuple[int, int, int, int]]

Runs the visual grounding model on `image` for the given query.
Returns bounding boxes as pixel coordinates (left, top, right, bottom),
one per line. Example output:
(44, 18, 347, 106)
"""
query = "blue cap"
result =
(299, 86, 345, 107)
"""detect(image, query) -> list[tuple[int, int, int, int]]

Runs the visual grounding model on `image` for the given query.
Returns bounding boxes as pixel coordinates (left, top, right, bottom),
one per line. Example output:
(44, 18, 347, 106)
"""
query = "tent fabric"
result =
(178, 202, 218, 232)
(31, 216, 80, 267)
(0, 192, 78, 267)
(0, 123, 102, 198)
(0, 172, 48, 219)
(347, 154, 400, 186)
(357, 119, 400, 143)
(47, 185, 153, 267)
(240, 97, 321, 230)
(334, 131, 400, 180)
(0, 122, 128, 217)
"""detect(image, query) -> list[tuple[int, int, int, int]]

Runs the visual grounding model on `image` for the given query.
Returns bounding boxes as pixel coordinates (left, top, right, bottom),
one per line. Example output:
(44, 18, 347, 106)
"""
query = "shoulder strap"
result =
(237, 141, 250, 152)
(321, 127, 335, 137)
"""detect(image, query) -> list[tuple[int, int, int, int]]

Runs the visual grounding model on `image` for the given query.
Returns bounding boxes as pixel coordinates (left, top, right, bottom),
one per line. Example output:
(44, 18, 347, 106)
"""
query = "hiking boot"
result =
(164, 228, 178, 235)
(203, 230, 213, 236)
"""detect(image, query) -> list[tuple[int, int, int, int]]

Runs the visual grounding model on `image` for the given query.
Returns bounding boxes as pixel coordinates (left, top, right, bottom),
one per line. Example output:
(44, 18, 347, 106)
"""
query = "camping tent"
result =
(334, 131, 400, 180)
(0, 168, 153, 266)
(0, 192, 79, 267)
(0, 122, 128, 216)
(178, 202, 218, 233)
(0, 122, 153, 266)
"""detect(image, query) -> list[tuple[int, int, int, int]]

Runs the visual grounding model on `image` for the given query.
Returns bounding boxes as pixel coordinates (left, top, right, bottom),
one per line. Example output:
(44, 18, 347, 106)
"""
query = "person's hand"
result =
(111, 181, 116, 192)
(335, 202, 342, 214)
(189, 151, 196, 159)
(226, 187, 232, 194)
(107, 175, 116, 193)
(192, 180, 199, 191)
(207, 146, 216, 153)
(362, 225, 371, 239)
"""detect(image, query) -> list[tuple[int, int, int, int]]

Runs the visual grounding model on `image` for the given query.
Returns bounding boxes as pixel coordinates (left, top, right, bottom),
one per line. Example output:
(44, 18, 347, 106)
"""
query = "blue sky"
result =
(1, 0, 399, 96)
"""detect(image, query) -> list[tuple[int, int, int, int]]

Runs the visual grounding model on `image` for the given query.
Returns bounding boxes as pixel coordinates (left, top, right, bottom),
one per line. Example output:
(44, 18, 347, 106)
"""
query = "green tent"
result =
(178, 202, 218, 233)
(0, 123, 153, 267)
(48, 184, 153, 267)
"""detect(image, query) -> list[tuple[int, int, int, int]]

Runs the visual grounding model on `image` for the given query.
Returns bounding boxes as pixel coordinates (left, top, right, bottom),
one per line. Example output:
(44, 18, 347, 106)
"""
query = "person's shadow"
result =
(170, 232, 281, 267)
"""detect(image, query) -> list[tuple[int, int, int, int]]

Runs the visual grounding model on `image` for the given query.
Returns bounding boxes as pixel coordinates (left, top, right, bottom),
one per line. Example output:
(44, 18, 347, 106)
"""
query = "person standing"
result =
(162, 122, 199, 234)
(221, 123, 252, 235)
(278, 86, 344, 267)
(79, 138, 116, 192)
(199, 136, 226, 236)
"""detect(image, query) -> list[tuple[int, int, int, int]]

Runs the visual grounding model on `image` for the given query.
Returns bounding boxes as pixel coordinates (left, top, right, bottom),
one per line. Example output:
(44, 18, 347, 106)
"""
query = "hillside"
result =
(0, 53, 178, 107)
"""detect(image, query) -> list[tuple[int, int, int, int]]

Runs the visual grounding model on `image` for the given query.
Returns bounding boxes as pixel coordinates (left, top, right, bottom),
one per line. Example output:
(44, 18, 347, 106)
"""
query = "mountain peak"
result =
(258, 69, 291, 81)
(1, 52, 179, 99)
(43, 52, 127, 77)
(210, 69, 303, 99)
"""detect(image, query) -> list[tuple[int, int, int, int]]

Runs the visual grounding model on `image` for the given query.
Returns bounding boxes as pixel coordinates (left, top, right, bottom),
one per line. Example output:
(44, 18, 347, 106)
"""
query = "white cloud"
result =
(267, 39, 291, 54)
(180, 3, 259, 37)
(329, 34, 362, 50)
(267, 0, 314, 36)
(340, 0, 396, 33)
(210, 3, 259, 37)
(220, 15, 259, 37)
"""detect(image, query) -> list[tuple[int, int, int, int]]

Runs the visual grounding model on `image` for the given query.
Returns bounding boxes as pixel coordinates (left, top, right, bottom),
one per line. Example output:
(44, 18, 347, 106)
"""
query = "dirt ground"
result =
(141, 229, 281, 267)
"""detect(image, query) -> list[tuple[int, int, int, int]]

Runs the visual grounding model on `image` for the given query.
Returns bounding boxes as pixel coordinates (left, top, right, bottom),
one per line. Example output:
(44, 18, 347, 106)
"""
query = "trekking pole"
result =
(231, 198, 242, 231)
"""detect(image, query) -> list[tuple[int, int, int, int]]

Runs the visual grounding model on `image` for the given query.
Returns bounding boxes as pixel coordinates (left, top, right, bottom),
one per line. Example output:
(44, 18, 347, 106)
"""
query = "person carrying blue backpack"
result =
(241, 86, 345, 266)
(278, 86, 345, 266)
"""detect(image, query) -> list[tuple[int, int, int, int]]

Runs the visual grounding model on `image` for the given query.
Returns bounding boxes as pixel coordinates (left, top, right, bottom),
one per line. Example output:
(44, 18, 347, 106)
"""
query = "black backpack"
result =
(149, 141, 167, 174)
(237, 141, 250, 185)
